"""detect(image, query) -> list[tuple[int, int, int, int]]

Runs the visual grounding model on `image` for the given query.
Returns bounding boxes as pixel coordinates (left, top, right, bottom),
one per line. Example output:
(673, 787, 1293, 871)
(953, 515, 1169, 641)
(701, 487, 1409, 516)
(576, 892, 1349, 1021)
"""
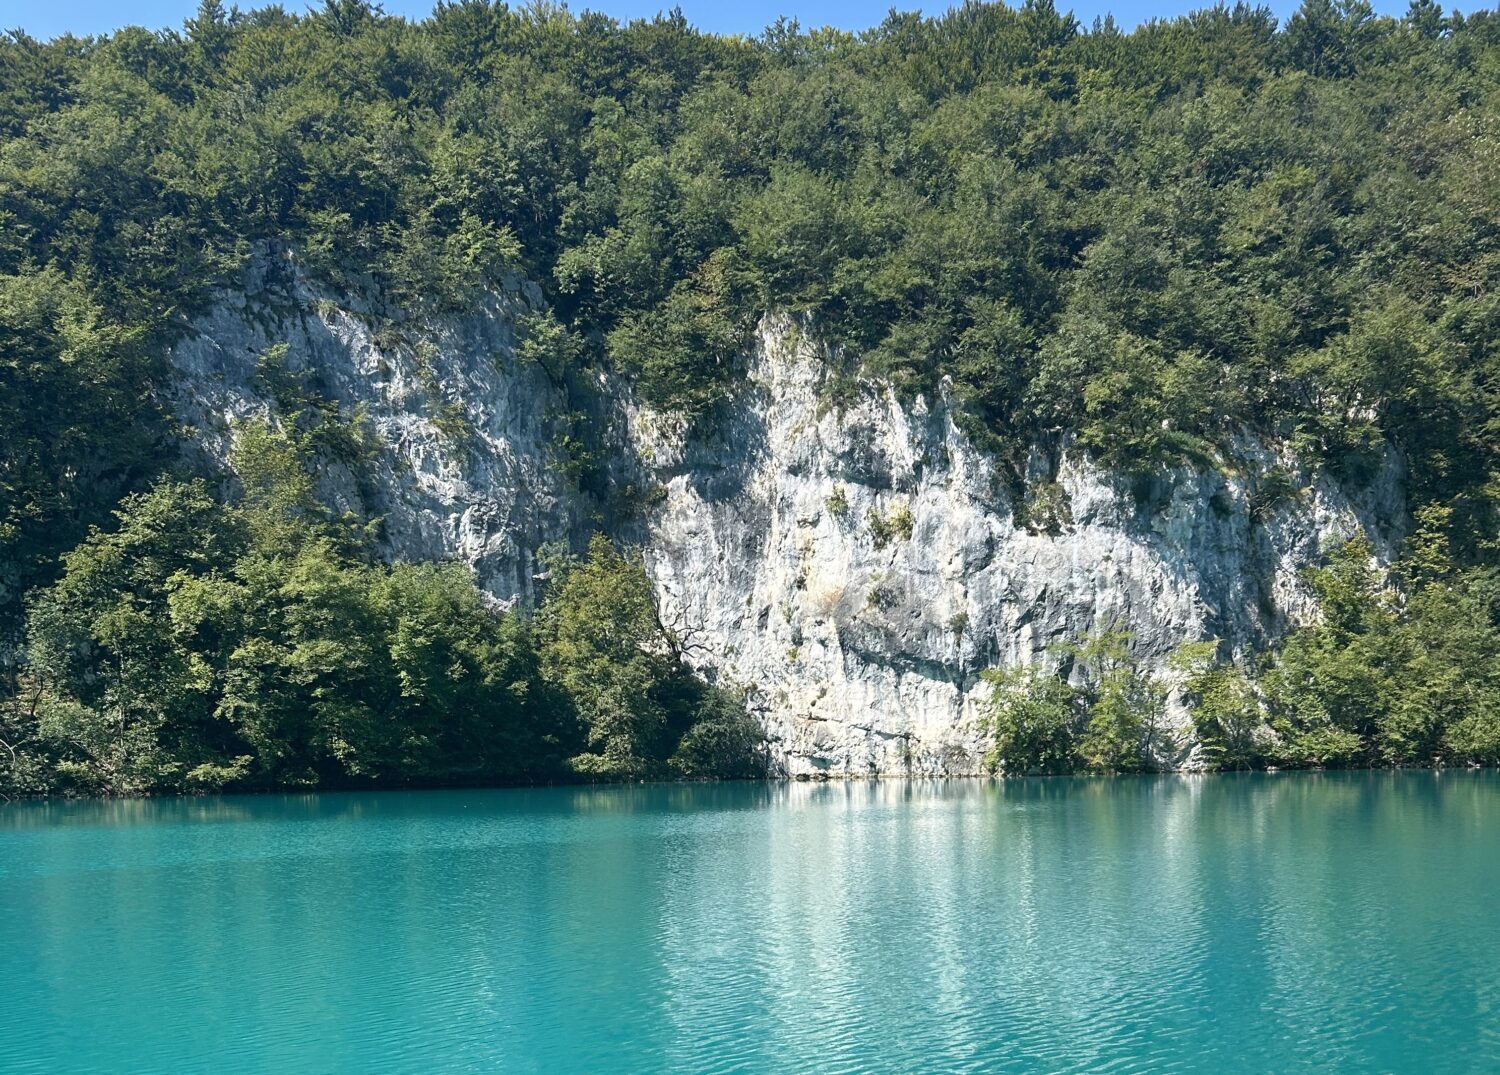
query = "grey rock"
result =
(632, 316, 1404, 777)
(168, 273, 1406, 777)
(167, 255, 586, 606)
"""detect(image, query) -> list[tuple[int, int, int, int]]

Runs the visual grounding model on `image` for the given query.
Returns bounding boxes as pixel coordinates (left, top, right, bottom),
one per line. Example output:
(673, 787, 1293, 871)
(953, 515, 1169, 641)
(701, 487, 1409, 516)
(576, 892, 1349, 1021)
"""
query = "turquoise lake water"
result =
(2, 772, 1497, 1073)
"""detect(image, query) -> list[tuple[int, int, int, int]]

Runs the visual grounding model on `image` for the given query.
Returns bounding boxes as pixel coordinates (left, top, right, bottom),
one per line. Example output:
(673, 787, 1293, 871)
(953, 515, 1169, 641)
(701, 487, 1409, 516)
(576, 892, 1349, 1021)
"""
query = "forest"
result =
(1, 0, 1498, 793)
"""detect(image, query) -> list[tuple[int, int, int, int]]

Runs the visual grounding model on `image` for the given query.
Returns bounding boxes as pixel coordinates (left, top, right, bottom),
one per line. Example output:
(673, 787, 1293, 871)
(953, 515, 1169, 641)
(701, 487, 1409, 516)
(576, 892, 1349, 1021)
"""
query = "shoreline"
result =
(5, 762, 1491, 805)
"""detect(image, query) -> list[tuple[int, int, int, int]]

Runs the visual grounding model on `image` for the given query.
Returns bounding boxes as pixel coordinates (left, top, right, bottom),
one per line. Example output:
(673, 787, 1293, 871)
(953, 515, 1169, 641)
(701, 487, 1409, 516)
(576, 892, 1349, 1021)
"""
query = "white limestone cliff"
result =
(167, 267, 1406, 776)
(167, 257, 582, 606)
(634, 317, 1403, 776)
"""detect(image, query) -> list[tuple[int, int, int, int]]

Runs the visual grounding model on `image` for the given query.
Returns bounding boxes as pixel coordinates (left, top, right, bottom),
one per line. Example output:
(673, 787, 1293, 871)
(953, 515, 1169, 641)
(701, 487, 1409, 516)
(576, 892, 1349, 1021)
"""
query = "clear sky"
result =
(5, 0, 1442, 44)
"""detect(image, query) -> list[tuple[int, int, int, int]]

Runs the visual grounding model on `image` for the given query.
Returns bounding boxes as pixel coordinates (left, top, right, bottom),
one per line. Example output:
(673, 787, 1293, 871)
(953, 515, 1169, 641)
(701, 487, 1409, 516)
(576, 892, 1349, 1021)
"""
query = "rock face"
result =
(168, 256, 584, 606)
(635, 317, 1404, 776)
(169, 270, 1406, 776)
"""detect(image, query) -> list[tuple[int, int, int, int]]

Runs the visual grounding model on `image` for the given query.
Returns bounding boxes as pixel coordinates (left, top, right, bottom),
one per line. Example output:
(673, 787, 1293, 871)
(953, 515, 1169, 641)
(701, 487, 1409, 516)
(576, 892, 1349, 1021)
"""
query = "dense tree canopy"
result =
(1, 0, 1498, 791)
(3, 0, 1497, 537)
(1, 422, 762, 796)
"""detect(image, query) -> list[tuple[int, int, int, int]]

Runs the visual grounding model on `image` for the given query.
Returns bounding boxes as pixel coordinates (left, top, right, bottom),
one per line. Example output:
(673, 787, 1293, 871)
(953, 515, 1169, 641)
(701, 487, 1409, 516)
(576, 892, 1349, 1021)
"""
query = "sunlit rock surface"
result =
(170, 269, 1405, 776)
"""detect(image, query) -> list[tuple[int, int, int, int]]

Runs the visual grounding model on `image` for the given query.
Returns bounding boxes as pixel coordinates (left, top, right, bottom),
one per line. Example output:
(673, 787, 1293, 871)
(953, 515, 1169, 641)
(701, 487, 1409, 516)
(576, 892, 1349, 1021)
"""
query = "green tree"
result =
(1263, 539, 1387, 765)
(369, 562, 567, 781)
(669, 685, 765, 779)
(1060, 633, 1164, 773)
(982, 664, 1079, 775)
(23, 480, 246, 793)
(536, 535, 676, 779)
(1172, 641, 1264, 770)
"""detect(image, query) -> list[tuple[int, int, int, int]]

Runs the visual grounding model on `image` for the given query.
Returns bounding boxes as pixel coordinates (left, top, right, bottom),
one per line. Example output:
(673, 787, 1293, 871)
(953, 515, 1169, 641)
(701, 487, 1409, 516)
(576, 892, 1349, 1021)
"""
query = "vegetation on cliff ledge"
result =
(985, 514, 1500, 774)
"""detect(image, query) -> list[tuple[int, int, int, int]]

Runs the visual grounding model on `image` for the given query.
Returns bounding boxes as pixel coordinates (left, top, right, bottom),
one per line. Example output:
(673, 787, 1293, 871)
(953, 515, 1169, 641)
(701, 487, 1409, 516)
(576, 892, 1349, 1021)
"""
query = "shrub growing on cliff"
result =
(868, 503, 915, 549)
(982, 665, 1079, 775)
(1172, 642, 1265, 770)
(536, 535, 765, 781)
(1071, 633, 1166, 774)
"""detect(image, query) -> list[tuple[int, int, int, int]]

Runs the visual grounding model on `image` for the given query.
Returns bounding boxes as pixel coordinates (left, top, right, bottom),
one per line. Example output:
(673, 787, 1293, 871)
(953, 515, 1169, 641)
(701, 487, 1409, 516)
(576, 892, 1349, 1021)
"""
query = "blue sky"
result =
(6, 0, 1441, 42)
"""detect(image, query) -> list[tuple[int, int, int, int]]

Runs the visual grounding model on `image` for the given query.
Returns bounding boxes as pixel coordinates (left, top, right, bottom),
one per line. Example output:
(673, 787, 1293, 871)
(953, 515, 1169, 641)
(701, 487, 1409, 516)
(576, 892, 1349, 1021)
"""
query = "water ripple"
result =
(1, 772, 1498, 1073)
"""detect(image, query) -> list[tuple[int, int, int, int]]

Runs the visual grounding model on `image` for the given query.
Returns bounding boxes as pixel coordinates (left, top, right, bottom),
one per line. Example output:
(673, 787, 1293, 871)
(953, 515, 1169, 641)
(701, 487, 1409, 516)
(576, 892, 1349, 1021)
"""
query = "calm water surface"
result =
(2, 772, 1498, 1073)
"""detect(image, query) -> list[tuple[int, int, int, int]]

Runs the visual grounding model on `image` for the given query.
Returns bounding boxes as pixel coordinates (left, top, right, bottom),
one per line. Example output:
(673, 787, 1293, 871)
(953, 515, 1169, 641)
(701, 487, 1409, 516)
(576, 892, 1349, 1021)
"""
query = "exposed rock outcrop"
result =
(635, 317, 1404, 776)
(168, 257, 583, 606)
(167, 266, 1406, 775)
